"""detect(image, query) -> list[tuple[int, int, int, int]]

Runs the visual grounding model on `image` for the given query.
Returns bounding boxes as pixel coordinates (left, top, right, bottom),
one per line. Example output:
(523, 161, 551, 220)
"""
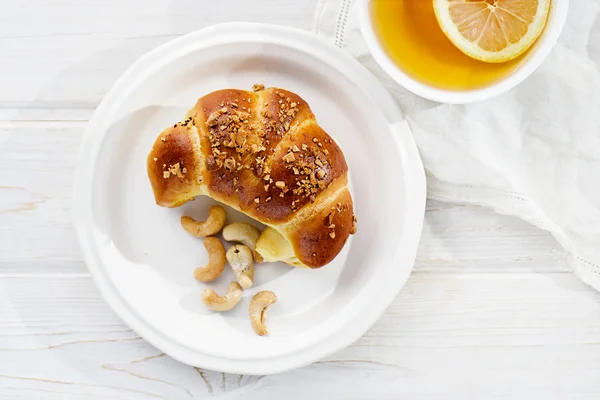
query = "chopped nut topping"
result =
(168, 162, 185, 178)
(224, 157, 236, 170)
(288, 139, 332, 203)
(283, 152, 296, 163)
(206, 111, 220, 127)
(252, 83, 265, 92)
(153, 157, 158, 162)
(198, 87, 336, 212)
(161, 137, 166, 142)
(204, 96, 268, 172)
(329, 232, 336, 239)
(163, 162, 185, 179)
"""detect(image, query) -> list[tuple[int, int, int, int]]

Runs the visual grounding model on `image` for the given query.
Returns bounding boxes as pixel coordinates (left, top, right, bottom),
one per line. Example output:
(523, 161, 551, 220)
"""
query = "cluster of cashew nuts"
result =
(180, 205, 276, 335)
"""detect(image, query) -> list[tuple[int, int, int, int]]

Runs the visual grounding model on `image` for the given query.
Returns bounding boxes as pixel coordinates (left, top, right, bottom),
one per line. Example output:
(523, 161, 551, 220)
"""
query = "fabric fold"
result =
(314, 0, 600, 292)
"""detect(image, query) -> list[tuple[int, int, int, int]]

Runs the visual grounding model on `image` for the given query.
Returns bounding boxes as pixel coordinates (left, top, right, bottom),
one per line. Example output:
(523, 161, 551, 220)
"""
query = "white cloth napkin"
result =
(314, 0, 600, 291)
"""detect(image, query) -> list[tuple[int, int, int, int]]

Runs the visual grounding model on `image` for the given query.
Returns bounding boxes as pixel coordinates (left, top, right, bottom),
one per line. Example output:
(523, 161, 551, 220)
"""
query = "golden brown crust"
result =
(147, 87, 355, 268)
(147, 123, 203, 207)
(285, 187, 354, 268)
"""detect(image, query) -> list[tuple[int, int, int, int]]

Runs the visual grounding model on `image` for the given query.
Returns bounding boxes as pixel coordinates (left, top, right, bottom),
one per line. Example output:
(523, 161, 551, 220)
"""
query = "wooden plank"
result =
(0, 123, 83, 272)
(2, 0, 594, 398)
(0, 273, 598, 398)
(0, 124, 567, 273)
(418, 202, 568, 272)
(0, 0, 319, 108)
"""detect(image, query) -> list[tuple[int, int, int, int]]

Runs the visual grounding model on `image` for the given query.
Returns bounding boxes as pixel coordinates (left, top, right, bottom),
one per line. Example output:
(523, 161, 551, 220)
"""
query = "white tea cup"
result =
(358, 0, 569, 104)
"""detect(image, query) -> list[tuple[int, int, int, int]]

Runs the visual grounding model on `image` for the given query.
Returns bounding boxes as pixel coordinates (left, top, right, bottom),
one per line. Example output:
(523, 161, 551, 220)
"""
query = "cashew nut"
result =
(201, 282, 243, 311)
(249, 290, 277, 336)
(226, 244, 254, 289)
(181, 205, 226, 237)
(194, 237, 226, 282)
(222, 222, 264, 262)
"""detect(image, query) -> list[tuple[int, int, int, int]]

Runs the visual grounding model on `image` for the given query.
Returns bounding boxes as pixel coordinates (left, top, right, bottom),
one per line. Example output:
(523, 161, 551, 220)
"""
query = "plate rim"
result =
(73, 22, 426, 375)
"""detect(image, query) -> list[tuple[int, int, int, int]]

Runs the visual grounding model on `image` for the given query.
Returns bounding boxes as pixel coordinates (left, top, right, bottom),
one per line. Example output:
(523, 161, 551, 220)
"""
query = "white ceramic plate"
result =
(73, 22, 425, 375)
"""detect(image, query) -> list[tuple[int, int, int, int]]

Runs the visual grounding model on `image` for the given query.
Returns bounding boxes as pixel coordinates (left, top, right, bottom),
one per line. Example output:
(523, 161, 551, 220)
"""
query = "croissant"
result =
(147, 86, 356, 268)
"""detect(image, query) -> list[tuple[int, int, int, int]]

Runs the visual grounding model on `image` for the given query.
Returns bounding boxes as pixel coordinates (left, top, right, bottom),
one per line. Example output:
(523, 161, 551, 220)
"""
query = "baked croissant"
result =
(147, 86, 356, 268)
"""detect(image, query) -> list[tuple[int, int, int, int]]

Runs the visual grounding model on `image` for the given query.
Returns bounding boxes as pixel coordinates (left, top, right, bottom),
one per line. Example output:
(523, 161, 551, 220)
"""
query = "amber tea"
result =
(371, 0, 533, 91)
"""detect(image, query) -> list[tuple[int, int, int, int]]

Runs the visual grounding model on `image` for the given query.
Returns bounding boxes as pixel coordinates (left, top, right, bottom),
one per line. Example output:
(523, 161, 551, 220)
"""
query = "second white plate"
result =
(73, 22, 425, 374)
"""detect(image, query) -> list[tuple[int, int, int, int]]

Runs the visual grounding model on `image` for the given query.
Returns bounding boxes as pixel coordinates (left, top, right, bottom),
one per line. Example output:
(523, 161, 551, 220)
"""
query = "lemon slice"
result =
(433, 0, 551, 63)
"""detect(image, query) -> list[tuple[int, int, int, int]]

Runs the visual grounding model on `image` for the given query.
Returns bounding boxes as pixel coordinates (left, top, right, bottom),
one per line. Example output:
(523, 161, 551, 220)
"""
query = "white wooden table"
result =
(1, 1, 599, 398)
